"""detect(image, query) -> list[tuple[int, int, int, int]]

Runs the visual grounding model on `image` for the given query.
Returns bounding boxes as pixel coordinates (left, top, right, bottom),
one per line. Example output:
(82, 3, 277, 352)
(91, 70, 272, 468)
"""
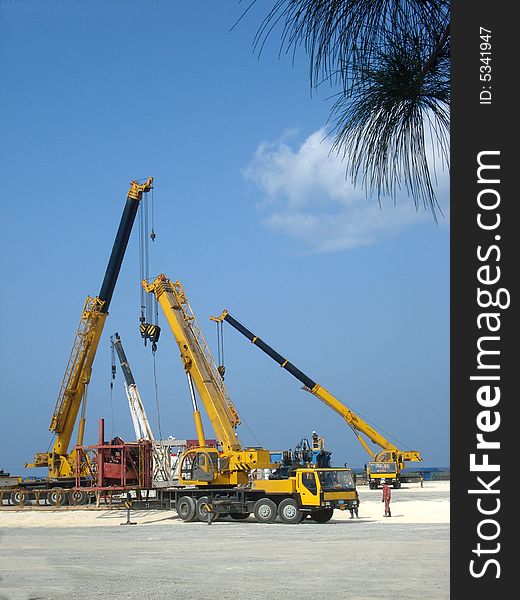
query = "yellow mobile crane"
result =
(25, 178, 153, 488)
(141, 275, 359, 523)
(211, 310, 422, 489)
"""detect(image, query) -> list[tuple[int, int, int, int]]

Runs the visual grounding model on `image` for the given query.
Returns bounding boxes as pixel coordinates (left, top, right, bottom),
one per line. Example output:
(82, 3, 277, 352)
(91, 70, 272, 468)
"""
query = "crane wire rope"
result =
(150, 186, 156, 243)
(215, 321, 262, 447)
(109, 336, 117, 438)
(138, 199, 146, 325)
(149, 187, 158, 327)
(138, 190, 159, 330)
(216, 320, 225, 378)
(325, 394, 416, 452)
(152, 350, 163, 440)
(138, 188, 162, 438)
(235, 408, 262, 448)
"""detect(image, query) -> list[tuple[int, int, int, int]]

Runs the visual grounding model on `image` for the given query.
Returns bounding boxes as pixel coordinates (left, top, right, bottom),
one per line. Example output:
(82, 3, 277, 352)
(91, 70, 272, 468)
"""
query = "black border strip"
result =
(451, 2, 514, 595)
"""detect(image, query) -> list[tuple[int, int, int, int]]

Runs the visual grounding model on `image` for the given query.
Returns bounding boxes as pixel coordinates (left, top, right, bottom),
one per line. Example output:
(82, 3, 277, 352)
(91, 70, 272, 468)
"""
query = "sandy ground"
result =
(0, 481, 450, 600)
(0, 481, 449, 528)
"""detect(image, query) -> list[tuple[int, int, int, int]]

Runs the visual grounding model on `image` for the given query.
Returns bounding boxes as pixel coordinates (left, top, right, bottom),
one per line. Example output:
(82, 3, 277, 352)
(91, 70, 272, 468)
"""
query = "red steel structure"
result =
(75, 419, 152, 491)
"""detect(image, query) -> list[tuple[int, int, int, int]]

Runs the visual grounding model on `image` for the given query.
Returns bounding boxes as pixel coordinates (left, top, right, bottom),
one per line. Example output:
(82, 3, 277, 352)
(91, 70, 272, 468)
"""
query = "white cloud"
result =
(245, 128, 449, 253)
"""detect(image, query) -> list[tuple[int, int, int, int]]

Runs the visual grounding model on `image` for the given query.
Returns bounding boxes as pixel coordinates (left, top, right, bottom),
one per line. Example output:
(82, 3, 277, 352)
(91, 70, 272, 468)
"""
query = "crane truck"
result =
(141, 275, 359, 523)
(210, 310, 423, 489)
(20, 178, 153, 503)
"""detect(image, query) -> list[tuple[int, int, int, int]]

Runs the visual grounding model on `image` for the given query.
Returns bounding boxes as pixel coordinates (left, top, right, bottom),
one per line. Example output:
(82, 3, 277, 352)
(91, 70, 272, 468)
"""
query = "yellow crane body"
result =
(211, 310, 422, 486)
(26, 178, 153, 481)
(250, 470, 358, 508)
(142, 275, 272, 486)
(141, 277, 360, 523)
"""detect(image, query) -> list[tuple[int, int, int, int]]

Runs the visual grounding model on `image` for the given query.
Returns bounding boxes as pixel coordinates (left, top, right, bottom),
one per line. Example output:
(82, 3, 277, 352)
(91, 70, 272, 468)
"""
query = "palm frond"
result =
(255, 0, 451, 214)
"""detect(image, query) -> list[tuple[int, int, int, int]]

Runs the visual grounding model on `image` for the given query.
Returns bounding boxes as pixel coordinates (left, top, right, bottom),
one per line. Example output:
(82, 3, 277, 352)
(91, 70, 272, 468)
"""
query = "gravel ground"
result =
(0, 482, 449, 600)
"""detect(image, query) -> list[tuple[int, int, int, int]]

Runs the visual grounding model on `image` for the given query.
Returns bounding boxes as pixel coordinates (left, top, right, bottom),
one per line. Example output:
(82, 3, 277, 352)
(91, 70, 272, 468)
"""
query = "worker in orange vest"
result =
(381, 479, 392, 517)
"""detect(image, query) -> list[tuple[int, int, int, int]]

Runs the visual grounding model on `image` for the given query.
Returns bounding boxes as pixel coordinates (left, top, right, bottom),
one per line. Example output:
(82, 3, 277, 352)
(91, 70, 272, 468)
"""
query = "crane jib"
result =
(113, 334, 136, 387)
(98, 195, 141, 312)
(223, 313, 317, 390)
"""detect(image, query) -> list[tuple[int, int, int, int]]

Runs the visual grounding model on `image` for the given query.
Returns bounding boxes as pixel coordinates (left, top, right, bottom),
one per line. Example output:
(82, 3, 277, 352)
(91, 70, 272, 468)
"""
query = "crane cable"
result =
(235, 410, 262, 448)
(109, 336, 116, 437)
(138, 195, 146, 326)
(343, 400, 417, 452)
(152, 350, 163, 440)
(138, 188, 159, 332)
(138, 188, 162, 437)
(216, 320, 225, 379)
(150, 185, 156, 243)
(216, 320, 262, 447)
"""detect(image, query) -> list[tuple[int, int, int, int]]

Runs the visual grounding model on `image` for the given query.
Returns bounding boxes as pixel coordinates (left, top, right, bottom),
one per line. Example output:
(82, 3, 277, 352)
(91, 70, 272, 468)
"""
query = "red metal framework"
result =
(75, 419, 152, 492)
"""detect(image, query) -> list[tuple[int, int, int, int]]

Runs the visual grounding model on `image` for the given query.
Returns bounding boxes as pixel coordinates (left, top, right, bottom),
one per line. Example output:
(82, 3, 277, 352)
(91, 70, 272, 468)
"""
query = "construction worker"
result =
(381, 479, 392, 517)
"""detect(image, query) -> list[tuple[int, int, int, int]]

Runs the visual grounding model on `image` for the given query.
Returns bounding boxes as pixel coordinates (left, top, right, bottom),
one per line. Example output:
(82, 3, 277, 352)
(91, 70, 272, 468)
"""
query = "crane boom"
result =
(142, 276, 241, 453)
(112, 332, 154, 441)
(142, 276, 273, 487)
(27, 178, 153, 478)
(211, 310, 422, 472)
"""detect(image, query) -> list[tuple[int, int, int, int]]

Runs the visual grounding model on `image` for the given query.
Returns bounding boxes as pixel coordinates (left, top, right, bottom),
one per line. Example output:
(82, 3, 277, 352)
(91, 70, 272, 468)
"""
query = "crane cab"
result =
(179, 447, 220, 484)
(178, 446, 272, 487)
(367, 461, 399, 488)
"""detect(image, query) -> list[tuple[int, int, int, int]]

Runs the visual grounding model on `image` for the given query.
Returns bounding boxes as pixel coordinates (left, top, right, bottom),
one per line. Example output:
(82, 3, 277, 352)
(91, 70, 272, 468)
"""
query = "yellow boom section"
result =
(142, 275, 242, 453)
(212, 310, 422, 470)
(27, 177, 153, 479)
(50, 296, 106, 454)
(309, 384, 399, 458)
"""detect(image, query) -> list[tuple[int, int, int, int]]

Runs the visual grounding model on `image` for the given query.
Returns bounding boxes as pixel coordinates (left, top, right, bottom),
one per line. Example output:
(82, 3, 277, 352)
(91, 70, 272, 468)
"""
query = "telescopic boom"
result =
(211, 310, 422, 473)
(27, 178, 153, 479)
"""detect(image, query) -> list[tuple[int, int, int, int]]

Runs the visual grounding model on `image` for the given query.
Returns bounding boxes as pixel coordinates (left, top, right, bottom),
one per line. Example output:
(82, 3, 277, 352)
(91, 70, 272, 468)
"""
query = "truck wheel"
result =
(69, 490, 89, 506)
(176, 496, 197, 522)
(196, 496, 219, 522)
(10, 491, 26, 506)
(229, 513, 250, 520)
(278, 498, 303, 524)
(393, 481, 401, 489)
(253, 498, 277, 523)
(47, 489, 68, 506)
(309, 508, 334, 523)
(369, 481, 377, 490)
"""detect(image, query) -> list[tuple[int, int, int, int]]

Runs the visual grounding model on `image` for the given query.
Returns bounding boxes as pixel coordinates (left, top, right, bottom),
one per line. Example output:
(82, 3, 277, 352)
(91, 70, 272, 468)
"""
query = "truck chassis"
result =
(157, 486, 359, 524)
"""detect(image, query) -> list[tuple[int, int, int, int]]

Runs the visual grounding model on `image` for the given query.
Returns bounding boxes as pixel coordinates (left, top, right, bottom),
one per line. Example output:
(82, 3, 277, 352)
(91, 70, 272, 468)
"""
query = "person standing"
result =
(381, 479, 392, 517)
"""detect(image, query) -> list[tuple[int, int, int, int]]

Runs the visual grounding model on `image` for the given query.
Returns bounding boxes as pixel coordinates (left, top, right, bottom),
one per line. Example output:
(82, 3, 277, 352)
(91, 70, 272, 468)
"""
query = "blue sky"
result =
(0, 1, 449, 475)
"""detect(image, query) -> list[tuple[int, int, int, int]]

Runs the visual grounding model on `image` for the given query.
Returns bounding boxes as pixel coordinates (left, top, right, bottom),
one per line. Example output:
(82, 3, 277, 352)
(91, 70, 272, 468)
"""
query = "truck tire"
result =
(393, 481, 401, 489)
(309, 508, 334, 523)
(47, 489, 68, 507)
(253, 497, 277, 523)
(196, 496, 219, 522)
(278, 498, 303, 524)
(176, 495, 197, 522)
(10, 491, 26, 506)
(229, 512, 250, 520)
(69, 490, 89, 506)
